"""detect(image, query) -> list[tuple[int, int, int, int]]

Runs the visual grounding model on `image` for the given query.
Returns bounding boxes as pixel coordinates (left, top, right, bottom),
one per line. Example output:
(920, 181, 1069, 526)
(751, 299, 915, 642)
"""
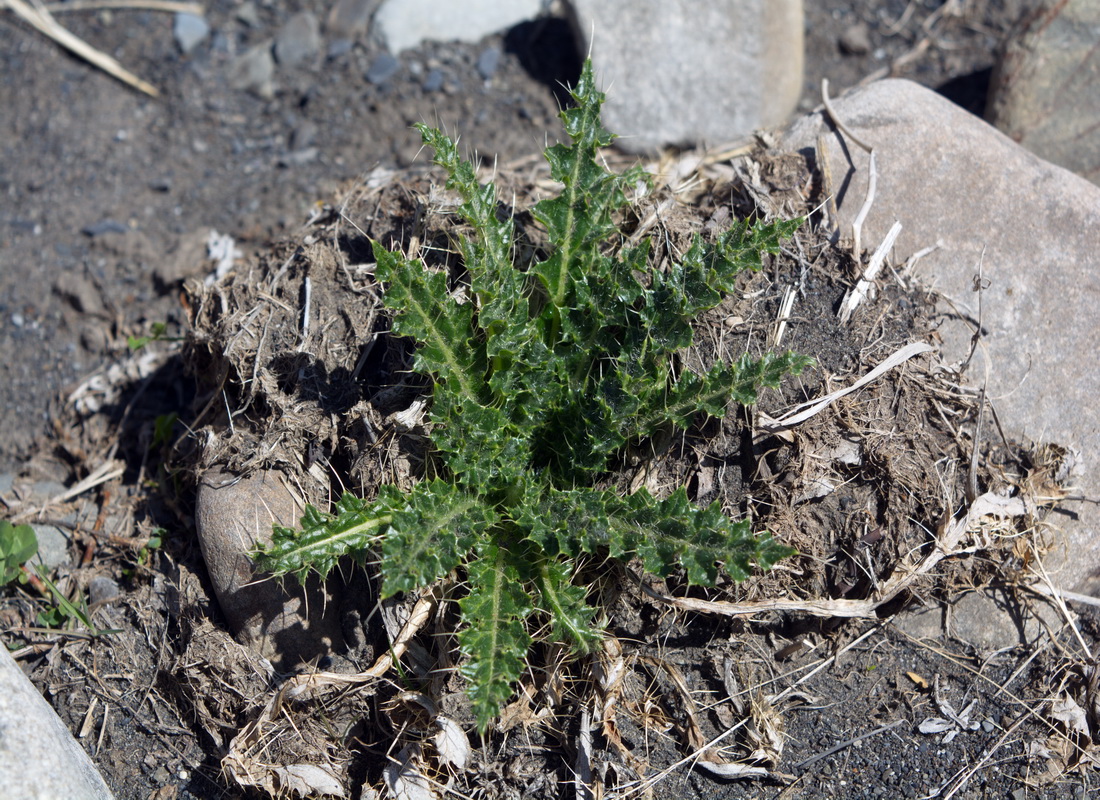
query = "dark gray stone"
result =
(81, 220, 127, 237)
(327, 39, 354, 59)
(366, 53, 400, 85)
(422, 68, 443, 93)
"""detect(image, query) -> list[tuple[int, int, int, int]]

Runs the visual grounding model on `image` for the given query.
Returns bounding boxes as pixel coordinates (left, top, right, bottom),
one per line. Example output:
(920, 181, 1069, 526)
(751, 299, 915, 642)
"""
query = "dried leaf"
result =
(384, 744, 436, 800)
(907, 671, 929, 689)
(272, 764, 346, 798)
(1026, 741, 1055, 760)
(918, 717, 955, 735)
(697, 760, 771, 780)
(434, 716, 470, 771)
(1051, 696, 1090, 736)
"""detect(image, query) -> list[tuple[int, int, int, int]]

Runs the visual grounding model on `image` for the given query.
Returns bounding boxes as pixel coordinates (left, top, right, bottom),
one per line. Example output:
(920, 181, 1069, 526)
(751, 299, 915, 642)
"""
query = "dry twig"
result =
(3, 0, 159, 96)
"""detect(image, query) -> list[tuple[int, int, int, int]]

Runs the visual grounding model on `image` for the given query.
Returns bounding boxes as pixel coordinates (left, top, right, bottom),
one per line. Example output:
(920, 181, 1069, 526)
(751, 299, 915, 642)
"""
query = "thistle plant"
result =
(256, 59, 810, 732)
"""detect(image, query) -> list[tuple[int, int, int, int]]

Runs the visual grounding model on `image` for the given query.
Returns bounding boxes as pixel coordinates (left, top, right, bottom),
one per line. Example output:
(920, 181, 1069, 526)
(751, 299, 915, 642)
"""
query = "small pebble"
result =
(327, 39, 354, 59)
(81, 220, 128, 237)
(274, 11, 321, 68)
(422, 68, 443, 93)
(477, 47, 501, 80)
(366, 53, 400, 85)
(88, 576, 121, 607)
(173, 12, 209, 55)
(839, 22, 872, 56)
(229, 43, 276, 99)
(30, 524, 70, 570)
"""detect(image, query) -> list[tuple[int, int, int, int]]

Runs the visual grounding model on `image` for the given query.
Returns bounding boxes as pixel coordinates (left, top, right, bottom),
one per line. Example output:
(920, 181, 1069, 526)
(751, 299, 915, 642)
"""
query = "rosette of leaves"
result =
(256, 59, 810, 732)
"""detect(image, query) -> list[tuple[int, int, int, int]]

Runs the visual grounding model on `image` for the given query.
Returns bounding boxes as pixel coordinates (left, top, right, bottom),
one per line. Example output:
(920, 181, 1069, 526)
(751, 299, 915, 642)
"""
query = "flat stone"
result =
(782, 79, 1100, 595)
(366, 53, 400, 85)
(173, 12, 209, 55)
(895, 590, 1059, 651)
(373, 0, 542, 53)
(274, 11, 322, 69)
(195, 468, 345, 668)
(565, 0, 803, 153)
(476, 46, 501, 80)
(30, 524, 69, 570)
(0, 646, 115, 798)
(986, 0, 1100, 185)
(229, 41, 276, 99)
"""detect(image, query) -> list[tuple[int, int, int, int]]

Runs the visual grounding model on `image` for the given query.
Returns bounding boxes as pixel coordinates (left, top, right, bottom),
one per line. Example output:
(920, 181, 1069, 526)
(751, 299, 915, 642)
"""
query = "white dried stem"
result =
(839, 219, 902, 324)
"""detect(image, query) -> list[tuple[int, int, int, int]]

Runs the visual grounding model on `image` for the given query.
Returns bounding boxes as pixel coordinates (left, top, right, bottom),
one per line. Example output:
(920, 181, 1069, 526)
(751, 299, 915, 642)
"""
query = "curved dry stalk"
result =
(3, 0, 159, 96)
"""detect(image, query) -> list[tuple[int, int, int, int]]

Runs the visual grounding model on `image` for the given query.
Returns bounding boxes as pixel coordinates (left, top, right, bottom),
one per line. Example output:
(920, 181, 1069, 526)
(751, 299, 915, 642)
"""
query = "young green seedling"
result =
(256, 59, 810, 733)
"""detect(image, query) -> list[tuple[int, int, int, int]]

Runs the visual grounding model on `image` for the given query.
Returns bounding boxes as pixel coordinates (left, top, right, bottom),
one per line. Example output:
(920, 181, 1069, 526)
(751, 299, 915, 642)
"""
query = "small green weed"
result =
(0, 520, 38, 586)
(256, 59, 810, 732)
(127, 321, 182, 350)
(33, 565, 120, 637)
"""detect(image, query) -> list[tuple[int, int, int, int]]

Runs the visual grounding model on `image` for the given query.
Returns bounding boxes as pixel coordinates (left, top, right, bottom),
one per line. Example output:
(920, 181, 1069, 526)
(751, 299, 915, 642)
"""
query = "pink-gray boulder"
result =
(782, 79, 1100, 595)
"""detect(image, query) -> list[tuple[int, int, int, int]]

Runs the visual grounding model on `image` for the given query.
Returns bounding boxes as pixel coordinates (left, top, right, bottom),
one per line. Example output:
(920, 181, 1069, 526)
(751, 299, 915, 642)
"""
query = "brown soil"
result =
(5, 2, 1098, 800)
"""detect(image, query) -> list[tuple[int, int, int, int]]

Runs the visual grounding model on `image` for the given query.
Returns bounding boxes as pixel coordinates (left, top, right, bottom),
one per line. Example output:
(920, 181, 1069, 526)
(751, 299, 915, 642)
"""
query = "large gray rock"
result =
(566, 0, 803, 153)
(986, 0, 1100, 185)
(782, 79, 1100, 595)
(0, 645, 115, 799)
(195, 469, 345, 668)
(373, 0, 542, 53)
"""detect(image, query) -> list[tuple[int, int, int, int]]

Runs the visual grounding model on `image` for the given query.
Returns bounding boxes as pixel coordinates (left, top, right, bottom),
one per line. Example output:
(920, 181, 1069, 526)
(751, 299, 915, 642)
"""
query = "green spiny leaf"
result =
(255, 491, 397, 582)
(414, 124, 532, 360)
(458, 541, 532, 733)
(380, 478, 498, 597)
(373, 241, 486, 403)
(532, 557, 602, 653)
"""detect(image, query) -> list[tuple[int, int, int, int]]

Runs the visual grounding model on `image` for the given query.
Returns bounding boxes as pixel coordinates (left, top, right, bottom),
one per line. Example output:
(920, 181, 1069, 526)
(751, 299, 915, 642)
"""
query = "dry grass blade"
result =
(838, 221, 903, 324)
(3, 0, 159, 96)
(760, 340, 933, 433)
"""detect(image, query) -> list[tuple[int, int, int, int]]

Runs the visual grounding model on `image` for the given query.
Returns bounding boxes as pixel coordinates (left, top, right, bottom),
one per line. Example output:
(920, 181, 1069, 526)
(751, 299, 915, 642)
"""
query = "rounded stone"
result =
(195, 468, 344, 668)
